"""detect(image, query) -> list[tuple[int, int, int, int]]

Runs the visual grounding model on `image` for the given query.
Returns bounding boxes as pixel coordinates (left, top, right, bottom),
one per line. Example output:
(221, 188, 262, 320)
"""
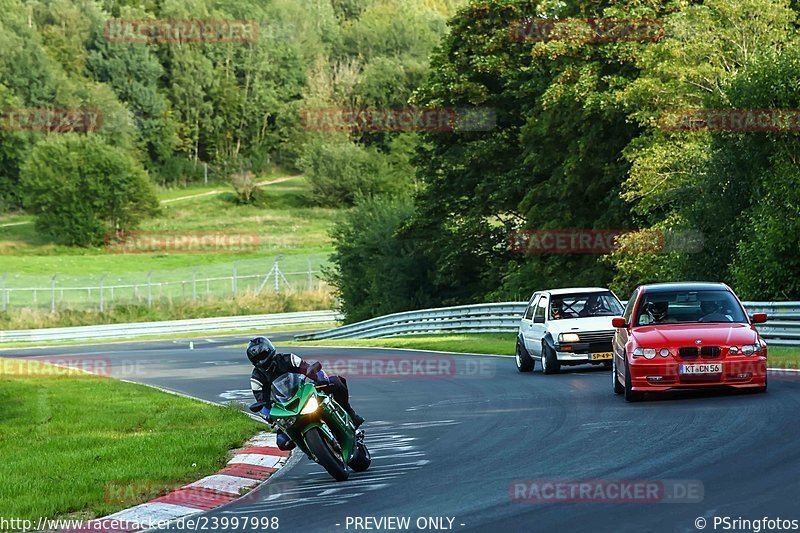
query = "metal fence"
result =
(0, 310, 341, 343)
(0, 255, 328, 313)
(295, 301, 800, 347)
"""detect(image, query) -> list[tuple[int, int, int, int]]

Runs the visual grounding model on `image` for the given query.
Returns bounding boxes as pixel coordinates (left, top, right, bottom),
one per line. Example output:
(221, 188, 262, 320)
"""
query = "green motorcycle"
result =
(251, 372, 371, 481)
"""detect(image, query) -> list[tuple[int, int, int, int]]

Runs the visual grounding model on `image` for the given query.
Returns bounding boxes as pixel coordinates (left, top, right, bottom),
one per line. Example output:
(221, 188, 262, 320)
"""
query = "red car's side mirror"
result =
(612, 317, 627, 328)
(752, 313, 768, 324)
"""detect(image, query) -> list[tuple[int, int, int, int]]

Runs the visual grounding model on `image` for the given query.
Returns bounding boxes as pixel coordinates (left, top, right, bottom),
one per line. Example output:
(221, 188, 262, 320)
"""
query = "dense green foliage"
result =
(327, 0, 800, 321)
(327, 194, 432, 321)
(3, 0, 800, 319)
(0, 0, 465, 228)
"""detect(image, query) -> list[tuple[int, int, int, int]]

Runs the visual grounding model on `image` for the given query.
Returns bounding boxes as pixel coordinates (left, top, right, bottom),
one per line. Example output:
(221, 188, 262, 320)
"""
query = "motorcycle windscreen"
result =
(271, 372, 307, 404)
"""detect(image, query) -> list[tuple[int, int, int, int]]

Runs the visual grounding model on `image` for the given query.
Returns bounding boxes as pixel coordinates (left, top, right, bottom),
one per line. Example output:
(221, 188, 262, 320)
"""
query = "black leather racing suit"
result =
(249, 352, 357, 418)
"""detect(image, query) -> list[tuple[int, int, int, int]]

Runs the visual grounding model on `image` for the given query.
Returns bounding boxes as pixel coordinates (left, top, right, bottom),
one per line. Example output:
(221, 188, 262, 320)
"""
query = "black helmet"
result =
(247, 337, 277, 371)
(649, 301, 669, 321)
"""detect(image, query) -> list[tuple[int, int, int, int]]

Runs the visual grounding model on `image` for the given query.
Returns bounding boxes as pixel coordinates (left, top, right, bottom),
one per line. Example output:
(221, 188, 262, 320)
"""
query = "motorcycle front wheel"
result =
(305, 427, 349, 481)
(349, 441, 371, 472)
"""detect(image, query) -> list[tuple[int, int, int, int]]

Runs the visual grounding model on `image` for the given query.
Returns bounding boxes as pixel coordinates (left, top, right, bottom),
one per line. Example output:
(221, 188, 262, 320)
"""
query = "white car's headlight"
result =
(560, 333, 580, 343)
(301, 396, 319, 414)
(633, 347, 657, 359)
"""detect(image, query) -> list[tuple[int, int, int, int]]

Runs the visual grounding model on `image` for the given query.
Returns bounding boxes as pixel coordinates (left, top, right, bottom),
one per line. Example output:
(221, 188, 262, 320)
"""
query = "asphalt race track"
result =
(4, 335, 800, 533)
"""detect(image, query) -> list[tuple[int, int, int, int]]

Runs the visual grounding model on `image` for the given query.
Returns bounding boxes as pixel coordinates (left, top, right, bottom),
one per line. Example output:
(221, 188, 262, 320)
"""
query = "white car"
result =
(515, 287, 624, 374)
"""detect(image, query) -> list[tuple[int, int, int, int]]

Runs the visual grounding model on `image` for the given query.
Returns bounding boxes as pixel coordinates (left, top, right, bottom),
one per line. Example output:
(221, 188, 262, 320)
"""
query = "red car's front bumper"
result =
(628, 356, 767, 391)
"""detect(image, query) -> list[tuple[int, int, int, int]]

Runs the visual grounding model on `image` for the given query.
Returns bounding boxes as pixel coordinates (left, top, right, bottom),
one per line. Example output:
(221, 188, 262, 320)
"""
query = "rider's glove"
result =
(313, 370, 328, 386)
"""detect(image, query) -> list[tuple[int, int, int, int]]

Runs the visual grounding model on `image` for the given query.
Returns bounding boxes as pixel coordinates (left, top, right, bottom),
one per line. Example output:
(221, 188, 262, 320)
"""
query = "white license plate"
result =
(680, 363, 722, 375)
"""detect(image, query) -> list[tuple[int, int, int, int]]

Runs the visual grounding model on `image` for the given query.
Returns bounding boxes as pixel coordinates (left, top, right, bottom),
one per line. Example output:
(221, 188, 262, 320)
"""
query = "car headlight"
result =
(659, 348, 671, 358)
(729, 346, 739, 355)
(301, 396, 319, 414)
(633, 347, 657, 359)
(742, 344, 755, 356)
(560, 333, 580, 343)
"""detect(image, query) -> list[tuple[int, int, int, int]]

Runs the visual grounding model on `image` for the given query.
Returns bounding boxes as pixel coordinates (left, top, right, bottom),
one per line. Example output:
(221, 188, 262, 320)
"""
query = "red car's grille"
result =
(679, 347, 698, 358)
(678, 346, 721, 359)
(700, 346, 721, 358)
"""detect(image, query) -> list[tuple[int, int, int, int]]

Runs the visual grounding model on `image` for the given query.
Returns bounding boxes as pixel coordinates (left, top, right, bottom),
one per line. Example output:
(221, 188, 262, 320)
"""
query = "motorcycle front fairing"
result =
(269, 373, 357, 464)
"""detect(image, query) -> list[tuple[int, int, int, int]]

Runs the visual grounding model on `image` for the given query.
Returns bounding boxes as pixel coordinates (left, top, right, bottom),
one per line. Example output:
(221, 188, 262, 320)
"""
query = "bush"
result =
(327, 194, 436, 322)
(20, 135, 159, 247)
(230, 171, 259, 204)
(298, 137, 407, 206)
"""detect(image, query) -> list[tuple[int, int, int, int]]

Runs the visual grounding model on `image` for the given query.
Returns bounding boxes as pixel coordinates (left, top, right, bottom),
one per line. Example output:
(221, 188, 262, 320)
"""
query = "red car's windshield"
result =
(634, 289, 748, 326)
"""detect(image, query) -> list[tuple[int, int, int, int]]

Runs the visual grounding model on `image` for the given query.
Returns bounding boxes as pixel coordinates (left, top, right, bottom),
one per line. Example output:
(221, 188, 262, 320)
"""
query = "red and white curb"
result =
(66, 432, 288, 532)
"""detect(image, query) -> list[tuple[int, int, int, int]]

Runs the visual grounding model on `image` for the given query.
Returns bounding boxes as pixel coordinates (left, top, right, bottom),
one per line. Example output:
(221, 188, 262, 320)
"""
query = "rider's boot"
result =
(276, 430, 296, 451)
(348, 411, 365, 428)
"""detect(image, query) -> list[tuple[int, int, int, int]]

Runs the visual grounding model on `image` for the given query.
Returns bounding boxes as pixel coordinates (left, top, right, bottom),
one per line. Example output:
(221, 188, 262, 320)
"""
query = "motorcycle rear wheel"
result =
(305, 428, 350, 481)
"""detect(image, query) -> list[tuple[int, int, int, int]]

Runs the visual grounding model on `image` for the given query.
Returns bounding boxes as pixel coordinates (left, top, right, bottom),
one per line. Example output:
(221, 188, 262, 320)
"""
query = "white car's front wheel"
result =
(541, 342, 561, 375)
(515, 339, 534, 373)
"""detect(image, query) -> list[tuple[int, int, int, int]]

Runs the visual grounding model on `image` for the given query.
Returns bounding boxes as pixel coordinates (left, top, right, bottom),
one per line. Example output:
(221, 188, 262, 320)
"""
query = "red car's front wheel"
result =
(624, 359, 644, 402)
(612, 355, 624, 394)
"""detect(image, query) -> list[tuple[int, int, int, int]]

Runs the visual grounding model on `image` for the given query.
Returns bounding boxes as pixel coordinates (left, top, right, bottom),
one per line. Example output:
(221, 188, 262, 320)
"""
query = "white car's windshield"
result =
(549, 292, 624, 320)
(634, 290, 748, 326)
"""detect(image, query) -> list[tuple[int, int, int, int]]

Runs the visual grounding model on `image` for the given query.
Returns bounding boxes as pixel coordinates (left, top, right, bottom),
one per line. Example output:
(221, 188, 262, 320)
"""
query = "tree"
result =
(406, 0, 647, 305)
(610, 0, 798, 296)
(20, 134, 158, 246)
(327, 194, 434, 322)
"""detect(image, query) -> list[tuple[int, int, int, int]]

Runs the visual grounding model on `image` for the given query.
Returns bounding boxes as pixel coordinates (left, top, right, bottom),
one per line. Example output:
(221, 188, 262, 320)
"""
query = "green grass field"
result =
(0, 358, 262, 522)
(0, 175, 337, 268)
(0, 174, 342, 320)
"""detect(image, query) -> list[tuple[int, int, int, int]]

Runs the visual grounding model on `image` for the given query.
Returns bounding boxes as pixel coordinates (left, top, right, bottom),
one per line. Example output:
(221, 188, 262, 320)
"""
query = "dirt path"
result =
(160, 175, 302, 204)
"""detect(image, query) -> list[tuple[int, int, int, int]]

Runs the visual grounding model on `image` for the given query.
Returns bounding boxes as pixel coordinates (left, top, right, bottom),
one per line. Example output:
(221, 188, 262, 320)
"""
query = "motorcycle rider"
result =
(247, 337, 364, 451)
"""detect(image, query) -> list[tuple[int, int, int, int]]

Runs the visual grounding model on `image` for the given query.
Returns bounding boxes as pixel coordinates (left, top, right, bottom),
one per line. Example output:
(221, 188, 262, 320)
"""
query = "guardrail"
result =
(0, 310, 342, 343)
(295, 302, 800, 347)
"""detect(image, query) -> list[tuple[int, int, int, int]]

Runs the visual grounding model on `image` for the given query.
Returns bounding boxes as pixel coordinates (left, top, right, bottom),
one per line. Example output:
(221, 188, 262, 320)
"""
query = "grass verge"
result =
(766, 346, 800, 369)
(285, 333, 517, 356)
(0, 289, 335, 330)
(287, 334, 800, 368)
(0, 323, 335, 350)
(0, 359, 262, 522)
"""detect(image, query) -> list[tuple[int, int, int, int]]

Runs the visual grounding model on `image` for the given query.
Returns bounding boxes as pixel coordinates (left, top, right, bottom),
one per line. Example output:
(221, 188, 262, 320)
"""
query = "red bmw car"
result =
(611, 282, 768, 402)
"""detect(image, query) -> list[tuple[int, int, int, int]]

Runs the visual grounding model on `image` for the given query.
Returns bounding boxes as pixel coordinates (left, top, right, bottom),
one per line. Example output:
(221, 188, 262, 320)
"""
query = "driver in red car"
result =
(646, 301, 671, 324)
